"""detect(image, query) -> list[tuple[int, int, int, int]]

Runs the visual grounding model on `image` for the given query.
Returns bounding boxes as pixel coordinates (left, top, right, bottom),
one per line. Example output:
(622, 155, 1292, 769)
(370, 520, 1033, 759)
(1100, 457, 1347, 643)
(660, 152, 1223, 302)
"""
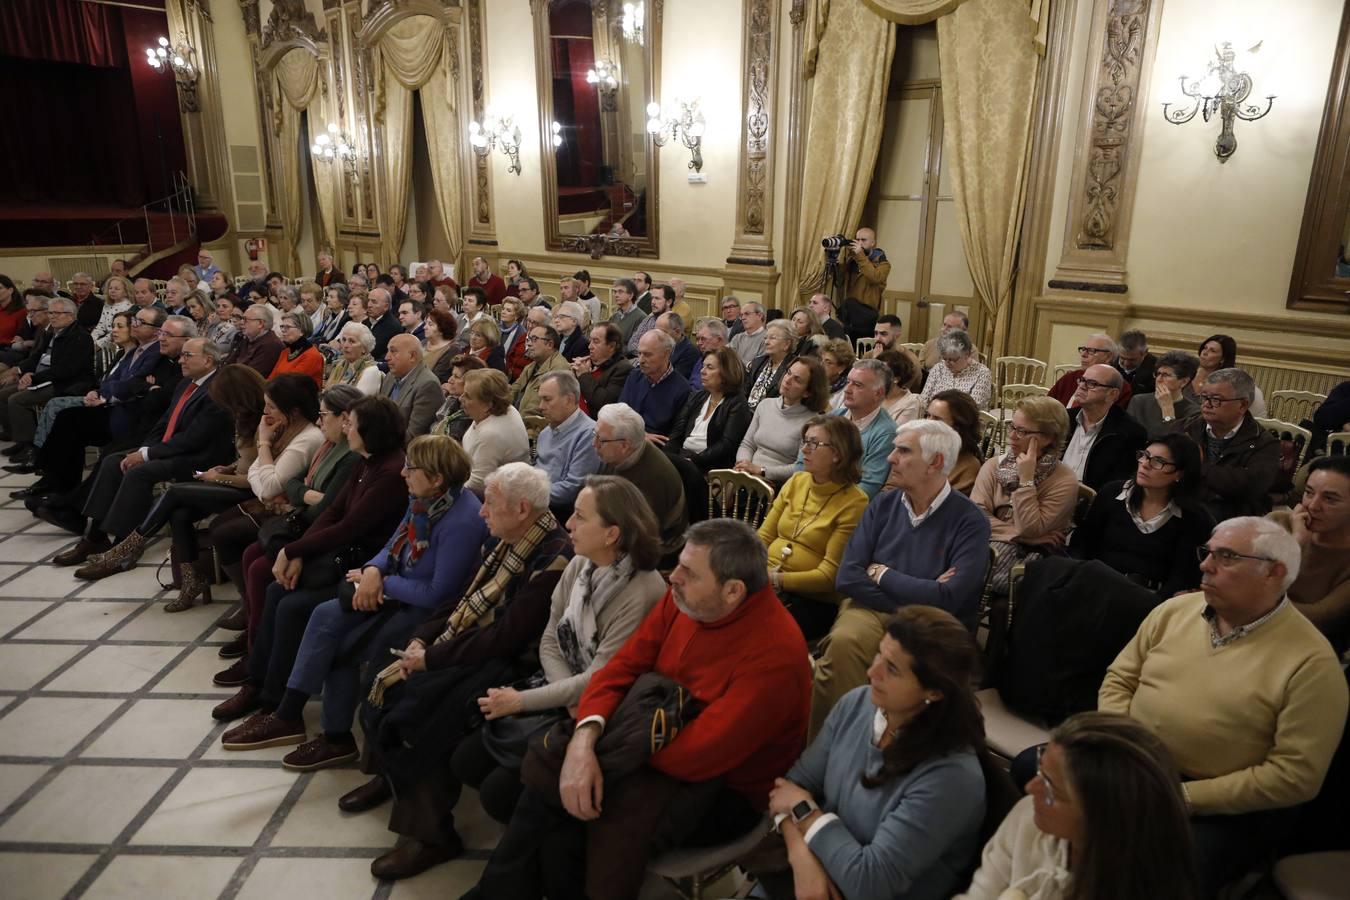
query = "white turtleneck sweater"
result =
(956, 796, 1072, 900)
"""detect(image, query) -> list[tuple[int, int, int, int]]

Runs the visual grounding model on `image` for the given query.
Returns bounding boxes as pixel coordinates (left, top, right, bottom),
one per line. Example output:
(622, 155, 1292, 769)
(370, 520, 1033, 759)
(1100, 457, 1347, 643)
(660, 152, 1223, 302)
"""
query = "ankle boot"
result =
(73, 530, 148, 580)
(165, 559, 213, 613)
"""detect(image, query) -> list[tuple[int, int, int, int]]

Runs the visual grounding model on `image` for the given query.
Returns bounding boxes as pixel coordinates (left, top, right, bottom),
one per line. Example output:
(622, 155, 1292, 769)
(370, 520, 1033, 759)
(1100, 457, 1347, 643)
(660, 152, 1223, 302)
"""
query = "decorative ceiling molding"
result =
(357, 0, 460, 48)
(260, 0, 328, 59)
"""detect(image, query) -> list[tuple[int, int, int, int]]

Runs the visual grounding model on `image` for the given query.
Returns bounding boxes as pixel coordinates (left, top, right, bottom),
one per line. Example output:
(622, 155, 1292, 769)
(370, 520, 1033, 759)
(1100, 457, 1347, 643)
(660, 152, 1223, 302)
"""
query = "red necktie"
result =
(163, 382, 197, 440)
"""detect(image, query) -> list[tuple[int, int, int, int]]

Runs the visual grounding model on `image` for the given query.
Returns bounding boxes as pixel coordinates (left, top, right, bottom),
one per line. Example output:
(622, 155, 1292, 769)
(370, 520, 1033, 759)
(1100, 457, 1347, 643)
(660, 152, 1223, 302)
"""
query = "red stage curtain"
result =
(0, 0, 128, 68)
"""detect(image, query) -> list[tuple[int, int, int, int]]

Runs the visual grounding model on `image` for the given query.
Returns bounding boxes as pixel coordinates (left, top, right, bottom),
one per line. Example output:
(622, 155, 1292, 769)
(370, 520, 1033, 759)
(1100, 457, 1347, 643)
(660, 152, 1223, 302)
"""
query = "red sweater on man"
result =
(577, 585, 811, 809)
(472, 273, 508, 306)
(1048, 367, 1133, 409)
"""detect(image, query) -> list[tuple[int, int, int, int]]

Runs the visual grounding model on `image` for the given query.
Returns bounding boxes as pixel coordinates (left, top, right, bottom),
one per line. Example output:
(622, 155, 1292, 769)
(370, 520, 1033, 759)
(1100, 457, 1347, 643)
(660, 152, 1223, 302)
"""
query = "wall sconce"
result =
(646, 98, 706, 173)
(310, 123, 360, 183)
(550, 121, 563, 149)
(587, 59, 620, 112)
(469, 109, 523, 175)
(145, 35, 199, 112)
(621, 2, 645, 46)
(1161, 41, 1275, 163)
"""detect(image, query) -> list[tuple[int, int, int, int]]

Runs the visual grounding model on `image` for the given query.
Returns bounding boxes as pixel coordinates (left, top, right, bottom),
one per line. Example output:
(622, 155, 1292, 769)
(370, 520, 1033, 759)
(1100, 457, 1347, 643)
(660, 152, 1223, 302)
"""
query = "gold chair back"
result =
(979, 409, 1006, 459)
(1268, 390, 1326, 425)
(1329, 431, 1350, 457)
(1256, 417, 1313, 470)
(1000, 383, 1048, 411)
(1051, 363, 1077, 386)
(704, 469, 776, 529)
(994, 356, 1047, 394)
(854, 336, 877, 357)
(899, 341, 926, 356)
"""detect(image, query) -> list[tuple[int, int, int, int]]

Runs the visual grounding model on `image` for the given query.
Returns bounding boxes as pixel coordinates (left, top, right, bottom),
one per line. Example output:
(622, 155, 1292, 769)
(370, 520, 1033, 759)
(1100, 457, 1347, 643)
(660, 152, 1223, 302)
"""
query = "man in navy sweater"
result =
(809, 419, 991, 738)
(618, 328, 690, 441)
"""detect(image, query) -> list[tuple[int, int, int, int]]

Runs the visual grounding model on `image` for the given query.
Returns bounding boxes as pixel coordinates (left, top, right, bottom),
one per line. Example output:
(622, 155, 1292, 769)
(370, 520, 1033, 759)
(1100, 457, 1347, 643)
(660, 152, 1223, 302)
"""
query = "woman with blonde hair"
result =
(466, 317, 507, 373)
(971, 395, 1077, 593)
(745, 318, 799, 410)
(91, 274, 135, 348)
(821, 338, 855, 408)
(789, 306, 826, 358)
(460, 368, 530, 496)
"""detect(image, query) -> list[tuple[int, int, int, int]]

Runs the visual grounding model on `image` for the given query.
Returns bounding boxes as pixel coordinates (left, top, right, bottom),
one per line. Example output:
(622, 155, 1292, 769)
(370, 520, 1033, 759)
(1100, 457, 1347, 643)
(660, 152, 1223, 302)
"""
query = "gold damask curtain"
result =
(937, 0, 1040, 354)
(863, 0, 1047, 49)
(273, 49, 337, 276)
(793, 0, 896, 296)
(376, 16, 462, 269)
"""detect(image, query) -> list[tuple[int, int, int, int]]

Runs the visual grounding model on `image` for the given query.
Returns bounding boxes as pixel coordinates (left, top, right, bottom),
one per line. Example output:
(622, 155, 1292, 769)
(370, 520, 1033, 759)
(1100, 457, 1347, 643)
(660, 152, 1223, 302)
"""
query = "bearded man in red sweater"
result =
(465, 518, 811, 900)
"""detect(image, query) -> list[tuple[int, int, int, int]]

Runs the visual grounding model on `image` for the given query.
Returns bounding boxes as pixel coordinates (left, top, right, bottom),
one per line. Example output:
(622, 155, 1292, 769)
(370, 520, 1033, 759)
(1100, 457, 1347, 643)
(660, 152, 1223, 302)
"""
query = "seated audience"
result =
(919, 329, 993, 409)
(1174, 367, 1280, 522)
(325, 322, 383, 394)
(728, 300, 769, 366)
(211, 396, 408, 722)
(1308, 378, 1349, 454)
(0, 275, 26, 346)
(721, 295, 745, 337)
(1070, 434, 1212, 598)
(1196, 334, 1266, 416)
(1098, 516, 1348, 897)
(1115, 329, 1158, 394)
(759, 414, 868, 640)
(512, 323, 569, 418)
(812, 421, 991, 737)
(688, 317, 729, 390)
(972, 396, 1077, 593)
(1271, 455, 1350, 653)
(1127, 350, 1199, 436)
(504, 258, 529, 298)
(365, 289, 401, 361)
(920, 310, 977, 370)
(315, 286, 349, 345)
(37, 340, 234, 564)
(468, 519, 810, 900)
(623, 284, 665, 355)
(314, 250, 340, 288)
(608, 277, 645, 346)
(618, 329, 691, 439)
(820, 337, 854, 408)
(269, 310, 324, 388)
(431, 355, 485, 442)
(379, 334, 442, 441)
(572, 322, 633, 415)
(222, 435, 486, 773)
(736, 356, 831, 484)
(91, 275, 135, 349)
(865, 316, 922, 391)
(552, 300, 589, 361)
(797, 358, 897, 499)
(498, 297, 529, 378)
(594, 403, 688, 558)
(788, 306, 826, 359)
(461, 368, 530, 496)
(464, 318, 507, 373)
(1047, 334, 1133, 410)
(450, 477, 666, 827)
(227, 303, 285, 378)
(885, 390, 983, 495)
(763, 607, 988, 900)
(0, 297, 95, 458)
(664, 347, 752, 473)
(469, 256, 507, 305)
(0, 289, 49, 367)
(350, 463, 570, 879)
(422, 307, 461, 382)
(657, 312, 700, 380)
(534, 371, 601, 520)
(1061, 363, 1147, 491)
(877, 349, 924, 425)
(745, 319, 798, 411)
(958, 712, 1199, 900)
(808, 292, 847, 341)
(183, 293, 212, 335)
(207, 295, 240, 348)
(397, 298, 426, 342)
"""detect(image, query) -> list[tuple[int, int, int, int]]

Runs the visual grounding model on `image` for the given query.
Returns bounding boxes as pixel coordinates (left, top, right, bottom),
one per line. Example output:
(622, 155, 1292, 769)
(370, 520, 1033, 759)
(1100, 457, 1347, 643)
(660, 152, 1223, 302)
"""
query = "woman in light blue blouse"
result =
(763, 605, 990, 900)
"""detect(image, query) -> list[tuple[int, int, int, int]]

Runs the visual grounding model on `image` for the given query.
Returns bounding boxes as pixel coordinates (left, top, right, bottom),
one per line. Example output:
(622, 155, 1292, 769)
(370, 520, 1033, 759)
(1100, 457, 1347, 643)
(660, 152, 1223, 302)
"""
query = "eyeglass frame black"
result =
(1196, 545, 1275, 566)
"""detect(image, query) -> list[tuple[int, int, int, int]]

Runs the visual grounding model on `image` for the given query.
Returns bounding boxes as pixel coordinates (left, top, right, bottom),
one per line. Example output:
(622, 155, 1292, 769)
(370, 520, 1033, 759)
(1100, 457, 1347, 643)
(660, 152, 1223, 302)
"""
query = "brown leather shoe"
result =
(212, 657, 250, 687)
(216, 606, 247, 631)
(52, 535, 112, 567)
(211, 683, 262, 721)
(221, 712, 305, 750)
(370, 837, 463, 881)
(283, 734, 358, 772)
(338, 775, 392, 814)
(217, 633, 247, 660)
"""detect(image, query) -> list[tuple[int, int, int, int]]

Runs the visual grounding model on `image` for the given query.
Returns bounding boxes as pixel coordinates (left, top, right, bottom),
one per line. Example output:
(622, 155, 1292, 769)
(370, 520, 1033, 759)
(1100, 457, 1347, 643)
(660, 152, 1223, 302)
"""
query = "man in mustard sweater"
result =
(1099, 516, 1348, 897)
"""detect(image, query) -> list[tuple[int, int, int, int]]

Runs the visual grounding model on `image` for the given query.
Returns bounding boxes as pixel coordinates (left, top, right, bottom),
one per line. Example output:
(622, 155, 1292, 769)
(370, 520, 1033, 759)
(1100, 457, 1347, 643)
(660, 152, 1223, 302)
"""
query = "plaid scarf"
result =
(387, 489, 457, 568)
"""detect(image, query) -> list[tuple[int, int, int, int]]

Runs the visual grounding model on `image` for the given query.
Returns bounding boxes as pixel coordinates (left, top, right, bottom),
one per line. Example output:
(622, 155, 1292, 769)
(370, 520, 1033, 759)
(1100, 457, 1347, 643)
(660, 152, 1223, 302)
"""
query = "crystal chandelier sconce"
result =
(621, 2, 645, 46)
(586, 59, 620, 111)
(646, 98, 706, 173)
(1161, 41, 1276, 163)
(145, 35, 200, 113)
(469, 109, 523, 175)
(310, 123, 360, 183)
(551, 121, 563, 149)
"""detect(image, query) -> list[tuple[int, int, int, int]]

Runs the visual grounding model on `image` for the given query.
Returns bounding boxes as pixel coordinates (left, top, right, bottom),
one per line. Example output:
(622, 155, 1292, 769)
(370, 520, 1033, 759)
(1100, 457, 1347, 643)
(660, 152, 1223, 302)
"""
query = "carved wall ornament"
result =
(1075, 0, 1149, 251)
(789, 0, 805, 25)
(561, 234, 644, 260)
(468, 0, 491, 226)
(239, 0, 260, 38)
(742, 0, 773, 235)
(261, 0, 328, 51)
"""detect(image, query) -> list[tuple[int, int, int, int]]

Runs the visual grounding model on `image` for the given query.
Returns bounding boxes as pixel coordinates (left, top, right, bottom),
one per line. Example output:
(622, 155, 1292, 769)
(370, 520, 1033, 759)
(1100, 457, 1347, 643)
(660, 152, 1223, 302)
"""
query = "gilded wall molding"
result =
(357, 0, 459, 45)
(240, 0, 260, 38)
(260, 0, 328, 54)
(466, 0, 493, 235)
(727, 0, 781, 267)
(777, 0, 808, 308)
(1050, 0, 1164, 290)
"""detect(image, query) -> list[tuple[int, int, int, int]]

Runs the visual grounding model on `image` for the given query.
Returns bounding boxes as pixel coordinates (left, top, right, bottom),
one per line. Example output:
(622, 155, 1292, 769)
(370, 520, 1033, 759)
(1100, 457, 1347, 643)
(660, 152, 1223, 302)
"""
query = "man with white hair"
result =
(225, 301, 284, 377)
(162, 277, 191, 318)
(666, 277, 694, 325)
(1061, 362, 1147, 492)
(656, 312, 699, 380)
(919, 310, 979, 370)
(1048, 333, 1133, 409)
(365, 288, 401, 361)
(796, 359, 896, 499)
(727, 301, 767, 367)
(552, 300, 589, 362)
(469, 256, 506, 306)
(428, 259, 458, 293)
(594, 403, 687, 557)
(809, 419, 992, 737)
(192, 248, 221, 283)
(0, 297, 96, 459)
(534, 371, 600, 519)
(689, 318, 728, 390)
(618, 328, 691, 439)
(1099, 516, 1347, 895)
(1175, 367, 1281, 522)
(380, 334, 443, 440)
(68, 272, 102, 330)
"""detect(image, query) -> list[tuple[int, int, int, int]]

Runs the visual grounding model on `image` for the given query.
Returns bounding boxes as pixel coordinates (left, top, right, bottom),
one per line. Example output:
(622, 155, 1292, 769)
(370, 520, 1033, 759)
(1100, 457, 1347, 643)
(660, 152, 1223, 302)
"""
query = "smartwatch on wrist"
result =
(790, 799, 819, 825)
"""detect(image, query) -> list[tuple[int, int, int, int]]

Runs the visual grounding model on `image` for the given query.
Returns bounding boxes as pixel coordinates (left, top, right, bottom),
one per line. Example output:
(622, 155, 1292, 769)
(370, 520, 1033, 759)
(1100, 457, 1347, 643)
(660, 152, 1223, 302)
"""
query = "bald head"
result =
(386, 333, 424, 377)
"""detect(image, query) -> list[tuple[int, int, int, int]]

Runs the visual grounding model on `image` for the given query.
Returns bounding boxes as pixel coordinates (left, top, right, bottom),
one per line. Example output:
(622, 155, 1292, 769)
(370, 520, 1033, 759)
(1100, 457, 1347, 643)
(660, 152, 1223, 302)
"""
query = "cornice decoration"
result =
(468, 0, 490, 226)
(1076, 0, 1149, 251)
(561, 234, 644, 260)
(742, 0, 774, 235)
(789, 0, 805, 25)
(261, 0, 328, 54)
(348, 7, 375, 218)
(239, 0, 260, 39)
(358, 0, 460, 47)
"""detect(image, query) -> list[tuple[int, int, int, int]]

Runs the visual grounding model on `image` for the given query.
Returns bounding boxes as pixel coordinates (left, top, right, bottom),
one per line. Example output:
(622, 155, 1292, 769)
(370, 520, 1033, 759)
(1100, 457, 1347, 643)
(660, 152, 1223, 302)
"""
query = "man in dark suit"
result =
(0, 297, 95, 460)
(632, 270, 654, 314)
(40, 338, 234, 563)
(1116, 329, 1158, 395)
(365, 288, 401, 361)
(226, 302, 284, 377)
(13, 312, 189, 500)
(809, 292, 848, 341)
(1061, 364, 1148, 492)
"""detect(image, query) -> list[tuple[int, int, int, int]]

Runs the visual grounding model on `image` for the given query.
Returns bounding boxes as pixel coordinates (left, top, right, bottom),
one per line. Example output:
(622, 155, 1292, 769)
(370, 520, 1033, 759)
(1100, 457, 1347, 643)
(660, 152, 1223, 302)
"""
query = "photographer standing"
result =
(825, 227, 891, 343)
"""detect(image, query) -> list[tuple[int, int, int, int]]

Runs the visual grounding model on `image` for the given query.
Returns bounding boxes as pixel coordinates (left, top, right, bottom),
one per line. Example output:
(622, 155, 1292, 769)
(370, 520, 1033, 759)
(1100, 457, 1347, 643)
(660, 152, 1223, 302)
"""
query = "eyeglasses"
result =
(1196, 545, 1275, 567)
(1007, 424, 1043, 439)
(1035, 745, 1060, 806)
(593, 436, 626, 445)
(1136, 450, 1178, 471)
(1075, 376, 1113, 391)
(801, 439, 834, 451)
(1197, 393, 1243, 407)
(1077, 346, 1112, 356)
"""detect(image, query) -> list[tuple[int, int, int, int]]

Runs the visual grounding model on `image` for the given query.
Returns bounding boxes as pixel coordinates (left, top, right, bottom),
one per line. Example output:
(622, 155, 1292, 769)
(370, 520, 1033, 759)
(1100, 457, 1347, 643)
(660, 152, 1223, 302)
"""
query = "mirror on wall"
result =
(533, 0, 660, 258)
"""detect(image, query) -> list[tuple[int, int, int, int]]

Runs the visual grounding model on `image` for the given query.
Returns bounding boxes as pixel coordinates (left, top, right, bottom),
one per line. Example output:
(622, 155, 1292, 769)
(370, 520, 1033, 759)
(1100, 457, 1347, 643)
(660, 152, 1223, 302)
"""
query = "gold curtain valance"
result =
(274, 48, 321, 110)
(381, 16, 449, 90)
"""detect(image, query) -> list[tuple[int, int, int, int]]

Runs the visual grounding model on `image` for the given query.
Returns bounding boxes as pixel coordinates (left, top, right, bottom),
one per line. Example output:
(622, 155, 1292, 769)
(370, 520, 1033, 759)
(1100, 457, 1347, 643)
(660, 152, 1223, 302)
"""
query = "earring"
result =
(923, 698, 932, 706)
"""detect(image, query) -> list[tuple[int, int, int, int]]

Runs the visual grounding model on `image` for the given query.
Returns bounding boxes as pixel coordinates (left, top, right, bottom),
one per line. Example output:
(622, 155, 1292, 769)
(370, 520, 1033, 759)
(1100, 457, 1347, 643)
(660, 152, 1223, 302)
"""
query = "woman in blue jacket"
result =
(220, 433, 488, 769)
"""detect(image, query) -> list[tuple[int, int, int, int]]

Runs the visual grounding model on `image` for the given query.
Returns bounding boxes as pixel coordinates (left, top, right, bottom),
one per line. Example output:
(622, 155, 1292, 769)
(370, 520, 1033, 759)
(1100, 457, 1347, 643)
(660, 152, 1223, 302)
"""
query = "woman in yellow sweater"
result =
(758, 414, 870, 640)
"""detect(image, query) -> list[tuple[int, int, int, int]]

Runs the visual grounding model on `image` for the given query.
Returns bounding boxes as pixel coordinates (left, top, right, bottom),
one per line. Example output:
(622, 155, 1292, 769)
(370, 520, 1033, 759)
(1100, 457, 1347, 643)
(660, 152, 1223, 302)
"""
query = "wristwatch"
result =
(791, 799, 819, 825)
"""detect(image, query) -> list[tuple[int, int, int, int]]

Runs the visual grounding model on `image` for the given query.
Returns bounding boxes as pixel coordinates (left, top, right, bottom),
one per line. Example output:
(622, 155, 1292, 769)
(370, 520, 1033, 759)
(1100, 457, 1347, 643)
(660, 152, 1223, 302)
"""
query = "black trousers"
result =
(450, 727, 527, 826)
(247, 581, 335, 705)
(139, 481, 251, 562)
(82, 450, 182, 541)
(34, 405, 113, 492)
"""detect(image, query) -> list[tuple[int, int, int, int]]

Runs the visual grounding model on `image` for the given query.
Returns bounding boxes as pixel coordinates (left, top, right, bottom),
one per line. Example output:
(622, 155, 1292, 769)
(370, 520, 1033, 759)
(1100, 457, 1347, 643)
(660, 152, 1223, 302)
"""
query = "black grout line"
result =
(0, 844, 494, 860)
(215, 774, 315, 900)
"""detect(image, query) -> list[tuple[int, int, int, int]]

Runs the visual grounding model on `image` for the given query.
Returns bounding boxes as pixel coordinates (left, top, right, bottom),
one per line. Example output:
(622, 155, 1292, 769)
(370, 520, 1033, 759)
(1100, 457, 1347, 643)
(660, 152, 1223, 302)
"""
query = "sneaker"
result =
(282, 734, 359, 772)
(211, 683, 263, 721)
(212, 657, 250, 687)
(220, 712, 305, 750)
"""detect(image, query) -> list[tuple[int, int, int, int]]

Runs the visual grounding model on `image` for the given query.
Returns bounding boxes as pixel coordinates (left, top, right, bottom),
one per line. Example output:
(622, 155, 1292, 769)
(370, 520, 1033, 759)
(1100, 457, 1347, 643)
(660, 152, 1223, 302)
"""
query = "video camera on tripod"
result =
(821, 233, 855, 255)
